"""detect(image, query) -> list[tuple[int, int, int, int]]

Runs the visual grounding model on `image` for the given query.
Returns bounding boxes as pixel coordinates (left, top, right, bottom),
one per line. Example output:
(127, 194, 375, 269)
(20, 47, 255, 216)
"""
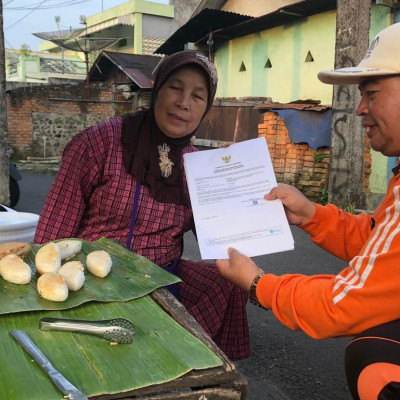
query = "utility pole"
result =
(0, 0, 10, 205)
(328, 0, 371, 210)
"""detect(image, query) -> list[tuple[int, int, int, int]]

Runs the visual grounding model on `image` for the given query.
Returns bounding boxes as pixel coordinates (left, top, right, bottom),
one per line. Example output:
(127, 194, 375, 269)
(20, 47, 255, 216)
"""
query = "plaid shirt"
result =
(34, 117, 196, 267)
(34, 117, 251, 360)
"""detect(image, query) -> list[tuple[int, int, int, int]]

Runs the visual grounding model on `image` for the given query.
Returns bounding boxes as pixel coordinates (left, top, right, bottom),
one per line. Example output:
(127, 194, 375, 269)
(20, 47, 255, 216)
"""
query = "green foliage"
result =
(20, 44, 31, 56)
(111, 103, 131, 116)
(314, 152, 325, 163)
(316, 188, 328, 205)
(343, 204, 356, 214)
(315, 188, 357, 213)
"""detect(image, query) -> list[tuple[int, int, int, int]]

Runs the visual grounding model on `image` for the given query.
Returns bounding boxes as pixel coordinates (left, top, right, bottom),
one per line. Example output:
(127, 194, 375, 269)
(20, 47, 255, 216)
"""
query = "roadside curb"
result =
(16, 164, 60, 172)
(15, 158, 61, 173)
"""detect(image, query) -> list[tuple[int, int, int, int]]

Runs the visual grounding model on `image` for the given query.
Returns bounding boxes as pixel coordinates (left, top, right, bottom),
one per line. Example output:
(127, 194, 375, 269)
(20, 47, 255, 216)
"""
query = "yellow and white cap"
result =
(318, 23, 400, 85)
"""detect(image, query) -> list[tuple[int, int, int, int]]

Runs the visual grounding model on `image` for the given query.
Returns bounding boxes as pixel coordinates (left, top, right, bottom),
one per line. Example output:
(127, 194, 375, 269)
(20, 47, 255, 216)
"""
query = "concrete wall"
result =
(143, 14, 173, 37)
(31, 113, 107, 158)
(215, 10, 336, 104)
(168, 0, 202, 35)
(215, 5, 392, 106)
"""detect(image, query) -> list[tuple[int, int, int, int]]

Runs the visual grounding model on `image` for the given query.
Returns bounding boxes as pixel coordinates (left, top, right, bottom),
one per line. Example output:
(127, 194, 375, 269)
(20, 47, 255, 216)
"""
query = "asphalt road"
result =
(14, 169, 352, 400)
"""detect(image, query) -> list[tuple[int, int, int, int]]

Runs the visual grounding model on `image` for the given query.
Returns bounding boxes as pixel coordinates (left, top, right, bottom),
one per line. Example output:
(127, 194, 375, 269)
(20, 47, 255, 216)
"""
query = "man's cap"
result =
(318, 23, 400, 85)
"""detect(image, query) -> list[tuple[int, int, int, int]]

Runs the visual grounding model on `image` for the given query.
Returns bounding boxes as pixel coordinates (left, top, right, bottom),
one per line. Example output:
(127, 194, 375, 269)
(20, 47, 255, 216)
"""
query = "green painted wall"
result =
(39, 0, 173, 53)
(86, 0, 173, 26)
(215, 11, 336, 104)
(214, 6, 394, 197)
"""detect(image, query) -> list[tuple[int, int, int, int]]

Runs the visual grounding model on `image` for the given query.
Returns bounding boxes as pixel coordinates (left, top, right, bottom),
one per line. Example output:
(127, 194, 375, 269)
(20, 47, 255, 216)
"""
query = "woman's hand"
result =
(265, 183, 315, 226)
(216, 248, 264, 292)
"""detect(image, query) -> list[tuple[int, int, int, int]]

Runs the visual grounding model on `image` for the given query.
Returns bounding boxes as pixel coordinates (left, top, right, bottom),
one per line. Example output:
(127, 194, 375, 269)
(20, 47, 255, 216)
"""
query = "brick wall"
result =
(6, 83, 115, 158)
(258, 111, 371, 202)
(7, 87, 373, 204)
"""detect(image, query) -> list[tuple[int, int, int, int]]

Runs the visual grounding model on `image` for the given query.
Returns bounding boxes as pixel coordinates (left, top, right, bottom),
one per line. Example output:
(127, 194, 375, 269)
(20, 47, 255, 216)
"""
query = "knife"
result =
(10, 330, 88, 400)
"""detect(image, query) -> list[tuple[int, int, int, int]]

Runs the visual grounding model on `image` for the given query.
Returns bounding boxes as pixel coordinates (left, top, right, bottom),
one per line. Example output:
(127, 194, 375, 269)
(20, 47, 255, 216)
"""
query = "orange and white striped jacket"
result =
(257, 171, 400, 339)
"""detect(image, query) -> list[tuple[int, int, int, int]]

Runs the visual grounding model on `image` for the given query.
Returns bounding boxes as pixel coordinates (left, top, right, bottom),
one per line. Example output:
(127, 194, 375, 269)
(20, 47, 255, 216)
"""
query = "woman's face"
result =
(154, 66, 208, 139)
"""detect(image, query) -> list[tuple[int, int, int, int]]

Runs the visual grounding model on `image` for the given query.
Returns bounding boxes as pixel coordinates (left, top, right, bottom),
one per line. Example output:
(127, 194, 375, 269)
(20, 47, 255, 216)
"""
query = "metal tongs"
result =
(39, 317, 136, 344)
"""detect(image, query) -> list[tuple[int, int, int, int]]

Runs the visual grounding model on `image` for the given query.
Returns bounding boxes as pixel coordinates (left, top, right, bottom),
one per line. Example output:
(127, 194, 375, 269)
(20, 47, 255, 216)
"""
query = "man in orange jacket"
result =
(216, 22, 400, 400)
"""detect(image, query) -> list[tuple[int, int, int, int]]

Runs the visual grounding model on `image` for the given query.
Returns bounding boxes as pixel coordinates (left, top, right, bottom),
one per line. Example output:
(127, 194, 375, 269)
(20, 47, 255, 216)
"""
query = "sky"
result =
(3, 0, 169, 51)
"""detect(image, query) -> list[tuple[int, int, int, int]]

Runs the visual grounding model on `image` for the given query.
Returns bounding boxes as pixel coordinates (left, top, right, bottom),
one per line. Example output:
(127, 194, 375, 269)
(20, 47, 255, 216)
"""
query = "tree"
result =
(0, 0, 10, 205)
(328, 0, 371, 210)
(20, 44, 31, 56)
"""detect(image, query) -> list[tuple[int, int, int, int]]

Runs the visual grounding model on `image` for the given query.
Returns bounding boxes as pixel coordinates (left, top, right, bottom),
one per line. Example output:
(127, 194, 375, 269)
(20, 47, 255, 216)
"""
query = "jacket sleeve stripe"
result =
(332, 187, 400, 305)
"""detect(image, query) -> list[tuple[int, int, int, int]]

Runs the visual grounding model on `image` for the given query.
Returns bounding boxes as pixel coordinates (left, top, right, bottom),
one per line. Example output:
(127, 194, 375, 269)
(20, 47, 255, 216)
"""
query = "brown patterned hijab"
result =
(121, 51, 218, 205)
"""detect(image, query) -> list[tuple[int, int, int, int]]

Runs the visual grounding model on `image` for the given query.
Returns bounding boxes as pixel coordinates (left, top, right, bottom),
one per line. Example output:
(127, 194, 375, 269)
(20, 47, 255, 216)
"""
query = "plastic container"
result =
(0, 212, 39, 243)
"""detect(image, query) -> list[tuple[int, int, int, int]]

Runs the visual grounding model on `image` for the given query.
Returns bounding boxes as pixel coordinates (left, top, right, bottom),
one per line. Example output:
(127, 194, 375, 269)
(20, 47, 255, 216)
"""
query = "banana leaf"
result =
(1, 296, 223, 399)
(0, 238, 180, 314)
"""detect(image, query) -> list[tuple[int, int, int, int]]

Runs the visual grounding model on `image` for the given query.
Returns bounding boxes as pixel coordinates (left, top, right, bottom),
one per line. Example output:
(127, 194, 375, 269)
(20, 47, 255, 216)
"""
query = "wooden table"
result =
(92, 287, 247, 400)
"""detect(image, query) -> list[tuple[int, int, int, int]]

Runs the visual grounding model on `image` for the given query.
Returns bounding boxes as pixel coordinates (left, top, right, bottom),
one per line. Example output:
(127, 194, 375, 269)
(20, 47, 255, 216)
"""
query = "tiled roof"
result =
(89, 51, 162, 88)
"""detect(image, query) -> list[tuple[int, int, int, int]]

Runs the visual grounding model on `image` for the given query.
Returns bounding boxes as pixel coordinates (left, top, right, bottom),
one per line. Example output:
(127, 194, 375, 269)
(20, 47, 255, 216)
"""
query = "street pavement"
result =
(15, 169, 352, 400)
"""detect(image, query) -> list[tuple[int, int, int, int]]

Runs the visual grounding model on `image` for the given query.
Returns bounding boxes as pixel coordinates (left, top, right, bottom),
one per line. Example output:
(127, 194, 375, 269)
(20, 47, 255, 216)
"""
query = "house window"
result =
(265, 58, 272, 68)
(305, 51, 314, 62)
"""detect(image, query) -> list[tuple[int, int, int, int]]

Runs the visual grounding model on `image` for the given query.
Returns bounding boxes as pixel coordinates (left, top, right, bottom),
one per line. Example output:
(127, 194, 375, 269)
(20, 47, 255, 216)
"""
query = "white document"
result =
(183, 137, 294, 259)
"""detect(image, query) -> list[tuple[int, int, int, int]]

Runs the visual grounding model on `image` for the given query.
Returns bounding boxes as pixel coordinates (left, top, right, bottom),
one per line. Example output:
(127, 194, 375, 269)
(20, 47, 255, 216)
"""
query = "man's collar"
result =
(392, 163, 400, 175)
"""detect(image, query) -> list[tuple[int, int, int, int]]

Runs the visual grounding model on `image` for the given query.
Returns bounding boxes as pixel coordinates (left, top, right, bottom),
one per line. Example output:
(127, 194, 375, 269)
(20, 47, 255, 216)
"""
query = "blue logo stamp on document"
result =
(268, 226, 283, 235)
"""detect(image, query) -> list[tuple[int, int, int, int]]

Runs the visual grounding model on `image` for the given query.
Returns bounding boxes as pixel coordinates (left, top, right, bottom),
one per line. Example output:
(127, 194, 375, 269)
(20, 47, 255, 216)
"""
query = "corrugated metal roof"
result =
(85, 14, 134, 36)
(89, 51, 162, 88)
(122, 67, 154, 88)
(200, 0, 337, 43)
(155, 8, 252, 55)
(157, 0, 336, 53)
(191, 0, 228, 17)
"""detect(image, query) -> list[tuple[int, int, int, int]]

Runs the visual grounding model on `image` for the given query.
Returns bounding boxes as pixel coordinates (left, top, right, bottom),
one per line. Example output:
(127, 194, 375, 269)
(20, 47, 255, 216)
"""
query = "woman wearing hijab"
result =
(34, 51, 250, 360)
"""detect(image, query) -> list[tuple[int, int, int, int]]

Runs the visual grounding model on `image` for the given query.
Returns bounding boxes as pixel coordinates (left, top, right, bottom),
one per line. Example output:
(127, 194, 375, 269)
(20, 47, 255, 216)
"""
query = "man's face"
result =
(357, 75, 400, 157)
(154, 66, 208, 139)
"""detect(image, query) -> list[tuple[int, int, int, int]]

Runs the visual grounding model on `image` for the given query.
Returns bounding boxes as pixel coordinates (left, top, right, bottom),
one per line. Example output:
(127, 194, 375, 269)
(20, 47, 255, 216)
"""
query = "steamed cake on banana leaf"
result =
(0, 242, 31, 260)
(0, 238, 180, 315)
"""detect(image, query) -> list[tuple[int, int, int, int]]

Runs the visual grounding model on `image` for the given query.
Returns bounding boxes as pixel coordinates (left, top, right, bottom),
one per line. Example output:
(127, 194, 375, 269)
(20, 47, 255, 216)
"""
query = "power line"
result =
(4, 38, 19, 50)
(5, 0, 50, 30)
(5, 0, 91, 10)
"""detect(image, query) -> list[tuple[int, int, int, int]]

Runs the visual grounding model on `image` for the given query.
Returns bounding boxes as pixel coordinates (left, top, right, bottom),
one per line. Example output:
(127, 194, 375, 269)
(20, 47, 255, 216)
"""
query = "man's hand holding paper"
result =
(183, 138, 295, 259)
